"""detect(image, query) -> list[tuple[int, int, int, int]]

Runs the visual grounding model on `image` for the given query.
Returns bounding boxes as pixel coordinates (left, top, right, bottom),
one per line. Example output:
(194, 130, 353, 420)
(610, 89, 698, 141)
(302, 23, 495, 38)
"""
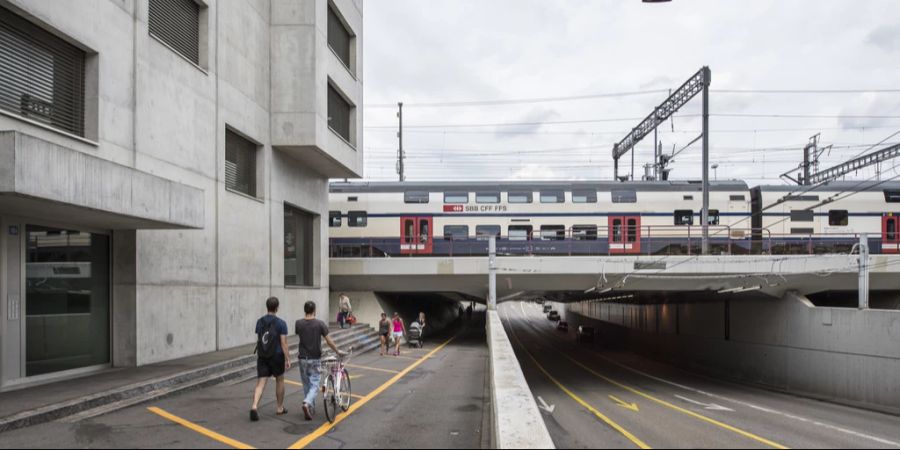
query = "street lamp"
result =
(712, 163, 719, 180)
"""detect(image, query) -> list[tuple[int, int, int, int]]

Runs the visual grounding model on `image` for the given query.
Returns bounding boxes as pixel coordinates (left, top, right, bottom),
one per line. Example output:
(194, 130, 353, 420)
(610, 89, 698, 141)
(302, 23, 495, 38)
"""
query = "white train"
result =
(328, 180, 900, 256)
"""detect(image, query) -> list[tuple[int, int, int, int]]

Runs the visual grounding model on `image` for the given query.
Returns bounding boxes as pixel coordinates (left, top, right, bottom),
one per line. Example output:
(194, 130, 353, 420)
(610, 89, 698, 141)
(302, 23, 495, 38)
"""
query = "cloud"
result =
(867, 25, 900, 52)
(493, 107, 561, 139)
(839, 95, 900, 129)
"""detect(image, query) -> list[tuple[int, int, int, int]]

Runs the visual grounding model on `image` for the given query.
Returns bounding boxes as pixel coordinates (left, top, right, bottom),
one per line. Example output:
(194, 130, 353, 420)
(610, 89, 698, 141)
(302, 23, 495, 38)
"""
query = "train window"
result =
(419, 220, 430, 244)
(829, 210, 849, 226)
(404, 219, 415, 244)
(791, 228, 815, 235)
(348, 196, 358, 202)
(476, 225, 501, 240)
(509, 225, 533, 241)
(572, 190, 598, 204)
(573, 225, 598, 241)
(674, 210, 694, 226)
(888, 219, 897, 241)
(612, 190, 637, 203)
(348, 211, 368, 227)
(785, 195, 819, 202)
(730, 195, 746, 201)
(508, 192, 533, 204)
(329, 211, 342, 228)
(790, 210, 814, 222)
(612, 219, 623, 241)
(540, 225, 566, 241)
(404, 191, 430, 204)
(626, 219, 638, 243)
(885, 191, 900, 203)
(707, 210, 720, 226)
(683, 195, 694, 201)
(540, 191, 565, 204)
(443, 225, 469, 240)
(444, 192, 470, 204)
(476, 192, 501, 204)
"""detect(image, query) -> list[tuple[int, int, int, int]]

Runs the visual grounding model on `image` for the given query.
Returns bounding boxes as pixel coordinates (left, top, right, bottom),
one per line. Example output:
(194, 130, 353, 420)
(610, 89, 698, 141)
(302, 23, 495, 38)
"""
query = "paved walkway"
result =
(0, 313, 490, 449)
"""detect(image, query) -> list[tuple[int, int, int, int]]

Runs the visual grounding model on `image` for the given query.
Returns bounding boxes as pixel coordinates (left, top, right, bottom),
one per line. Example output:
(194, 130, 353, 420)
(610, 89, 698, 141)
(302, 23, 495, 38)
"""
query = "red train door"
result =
(400, 217, 434, 255)
(883, 215, 899, 254)
(609, 216, 641, 254)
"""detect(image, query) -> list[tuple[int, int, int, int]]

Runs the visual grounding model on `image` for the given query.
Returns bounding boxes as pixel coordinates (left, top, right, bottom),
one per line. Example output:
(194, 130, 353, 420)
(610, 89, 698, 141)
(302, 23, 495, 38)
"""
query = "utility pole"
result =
(397, 102, 405, 182)
(859, 233, 869, 310)
(701, 66, 711, 255)
(489, 236, 497, 311)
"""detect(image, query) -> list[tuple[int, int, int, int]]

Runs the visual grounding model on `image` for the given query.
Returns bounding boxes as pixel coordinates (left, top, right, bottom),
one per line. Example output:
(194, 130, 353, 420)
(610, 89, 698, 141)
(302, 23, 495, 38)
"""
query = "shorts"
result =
(257, 353, 286, 378)
(393, 331, 404, 339)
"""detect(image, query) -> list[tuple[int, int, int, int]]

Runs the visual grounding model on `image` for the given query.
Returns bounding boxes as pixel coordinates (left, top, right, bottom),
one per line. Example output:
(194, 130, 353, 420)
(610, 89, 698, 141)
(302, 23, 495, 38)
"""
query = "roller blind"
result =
(328, 84, 353, 143)
(149, 0, 200, 64)
(225, 130, 257, 197)
(0, 6, 85, 136)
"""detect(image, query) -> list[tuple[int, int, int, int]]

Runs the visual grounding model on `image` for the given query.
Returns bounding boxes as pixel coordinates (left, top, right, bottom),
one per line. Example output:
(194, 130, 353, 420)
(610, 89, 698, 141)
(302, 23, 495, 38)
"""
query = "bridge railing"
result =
(330, 226, 885, 258)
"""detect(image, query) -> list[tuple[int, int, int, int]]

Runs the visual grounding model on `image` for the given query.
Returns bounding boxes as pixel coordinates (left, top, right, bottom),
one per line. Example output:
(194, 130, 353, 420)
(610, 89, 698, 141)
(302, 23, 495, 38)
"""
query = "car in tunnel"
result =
(577, 326, 595, 344)
(548, 310, 560, 321)
(556, 321, 569, 332)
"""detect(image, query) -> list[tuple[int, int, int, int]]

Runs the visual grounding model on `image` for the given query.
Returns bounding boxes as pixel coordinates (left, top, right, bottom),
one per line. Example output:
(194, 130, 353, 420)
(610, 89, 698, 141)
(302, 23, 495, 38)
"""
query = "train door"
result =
(400, 217, 434, 255)
(608, 216, 641, 254)
(883, 215, 899, 254)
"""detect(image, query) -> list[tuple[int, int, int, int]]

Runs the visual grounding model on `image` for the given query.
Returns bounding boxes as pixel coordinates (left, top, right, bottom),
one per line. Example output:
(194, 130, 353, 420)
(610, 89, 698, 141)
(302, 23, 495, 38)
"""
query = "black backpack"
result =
(256, 317, 280, 359)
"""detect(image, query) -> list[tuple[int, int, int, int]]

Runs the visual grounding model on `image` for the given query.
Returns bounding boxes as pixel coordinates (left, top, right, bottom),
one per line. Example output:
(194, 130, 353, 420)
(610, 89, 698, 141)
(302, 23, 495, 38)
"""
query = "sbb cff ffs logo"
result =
(444, 205, 464, 213)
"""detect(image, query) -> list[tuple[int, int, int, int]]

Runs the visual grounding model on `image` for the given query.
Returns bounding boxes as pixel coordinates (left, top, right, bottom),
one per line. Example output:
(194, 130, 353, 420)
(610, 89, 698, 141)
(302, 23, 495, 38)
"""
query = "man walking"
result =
(250, 297, 290, 422)
(338, 293, 352, 329)
(296, 301, 345, 421)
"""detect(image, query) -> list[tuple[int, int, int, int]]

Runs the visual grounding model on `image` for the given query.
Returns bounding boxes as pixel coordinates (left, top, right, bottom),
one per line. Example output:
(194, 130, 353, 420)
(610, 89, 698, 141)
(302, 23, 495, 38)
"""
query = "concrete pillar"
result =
(859, 233, 869, 310)
(488, 236, 497, 311)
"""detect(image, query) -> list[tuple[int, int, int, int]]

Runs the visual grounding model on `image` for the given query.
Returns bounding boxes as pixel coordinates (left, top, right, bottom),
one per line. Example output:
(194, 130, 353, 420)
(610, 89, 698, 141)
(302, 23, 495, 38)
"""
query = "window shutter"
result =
(149, 0, 200, 64)
(225, 130, 257, 197)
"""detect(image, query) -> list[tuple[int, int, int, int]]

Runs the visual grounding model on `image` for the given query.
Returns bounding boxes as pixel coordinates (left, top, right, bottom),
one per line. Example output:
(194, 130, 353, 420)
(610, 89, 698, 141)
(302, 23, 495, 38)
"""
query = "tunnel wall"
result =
(564, 294, 900, 415)
(329, 291, 462, 336)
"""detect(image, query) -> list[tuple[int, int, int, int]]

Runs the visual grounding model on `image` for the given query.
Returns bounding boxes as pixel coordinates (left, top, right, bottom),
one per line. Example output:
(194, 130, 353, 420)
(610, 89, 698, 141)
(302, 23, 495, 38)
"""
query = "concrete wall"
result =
(0, 0, 363, 385)
(566, 295, 900, 414)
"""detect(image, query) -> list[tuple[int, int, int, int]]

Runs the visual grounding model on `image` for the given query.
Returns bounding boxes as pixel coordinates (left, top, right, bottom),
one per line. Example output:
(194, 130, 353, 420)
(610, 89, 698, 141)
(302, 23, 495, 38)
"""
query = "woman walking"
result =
(391, 313, 406, 357)
(378, 313, 391, 356)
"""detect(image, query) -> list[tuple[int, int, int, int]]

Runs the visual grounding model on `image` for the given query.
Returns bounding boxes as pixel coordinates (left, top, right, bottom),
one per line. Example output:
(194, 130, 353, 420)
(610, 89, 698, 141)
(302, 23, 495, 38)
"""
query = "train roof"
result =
(754, 181, 900, 193)
(330, 180, 750, 194)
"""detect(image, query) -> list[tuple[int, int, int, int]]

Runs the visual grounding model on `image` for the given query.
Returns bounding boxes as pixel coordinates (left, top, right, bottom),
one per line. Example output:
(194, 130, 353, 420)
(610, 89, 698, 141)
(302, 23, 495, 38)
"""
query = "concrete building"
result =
(0, 0, 363, 391)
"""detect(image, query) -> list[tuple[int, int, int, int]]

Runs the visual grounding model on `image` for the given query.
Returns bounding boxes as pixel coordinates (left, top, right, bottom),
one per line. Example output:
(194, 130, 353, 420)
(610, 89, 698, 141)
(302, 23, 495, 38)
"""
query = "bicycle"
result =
(320, 349, 352, 423)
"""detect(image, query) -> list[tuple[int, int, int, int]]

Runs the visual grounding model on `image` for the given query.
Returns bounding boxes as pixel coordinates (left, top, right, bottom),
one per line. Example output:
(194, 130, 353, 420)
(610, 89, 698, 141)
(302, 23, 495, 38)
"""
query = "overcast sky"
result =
(360, 0, 900, 184)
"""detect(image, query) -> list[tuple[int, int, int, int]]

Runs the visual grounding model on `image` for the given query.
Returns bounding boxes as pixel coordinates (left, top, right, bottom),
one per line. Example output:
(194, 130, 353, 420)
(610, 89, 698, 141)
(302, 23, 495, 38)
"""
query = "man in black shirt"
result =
(296, 301, 344, 421)
(250, 297, 290, 422)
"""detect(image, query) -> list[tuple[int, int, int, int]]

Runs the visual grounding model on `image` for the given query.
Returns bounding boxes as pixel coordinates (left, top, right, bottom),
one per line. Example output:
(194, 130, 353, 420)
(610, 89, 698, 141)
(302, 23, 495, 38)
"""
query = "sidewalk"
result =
(0, 324, 377, 433)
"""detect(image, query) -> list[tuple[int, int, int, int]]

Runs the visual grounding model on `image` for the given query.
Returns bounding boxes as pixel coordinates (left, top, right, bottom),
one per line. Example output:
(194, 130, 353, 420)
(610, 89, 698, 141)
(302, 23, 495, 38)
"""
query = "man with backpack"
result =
(250, 297, 291, 422)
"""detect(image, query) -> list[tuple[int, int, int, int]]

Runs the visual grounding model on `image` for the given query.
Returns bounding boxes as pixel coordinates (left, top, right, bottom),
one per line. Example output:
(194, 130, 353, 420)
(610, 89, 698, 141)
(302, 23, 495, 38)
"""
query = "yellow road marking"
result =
(347, 364, 401, 374)
(503, 313, 651, 449)
(391, 354, 433, 361)
(147, 406, 255, 449)
(609, 395, 640, 412)
(559, 352, 790, 449)
(287, 336, 456, 449)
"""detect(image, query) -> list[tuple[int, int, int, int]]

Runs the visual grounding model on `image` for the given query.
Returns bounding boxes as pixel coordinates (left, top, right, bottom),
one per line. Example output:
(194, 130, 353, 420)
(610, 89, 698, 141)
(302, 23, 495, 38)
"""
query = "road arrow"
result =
(609, 395, 639, 412)
(675, 395, 735, 412)
(537, 396, 556, 415)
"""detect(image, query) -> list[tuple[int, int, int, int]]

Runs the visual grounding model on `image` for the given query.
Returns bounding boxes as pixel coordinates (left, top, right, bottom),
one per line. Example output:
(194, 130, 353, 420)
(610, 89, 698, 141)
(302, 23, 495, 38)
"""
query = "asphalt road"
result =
(500, 301, 900, 450)
(0, 313, 489, 449)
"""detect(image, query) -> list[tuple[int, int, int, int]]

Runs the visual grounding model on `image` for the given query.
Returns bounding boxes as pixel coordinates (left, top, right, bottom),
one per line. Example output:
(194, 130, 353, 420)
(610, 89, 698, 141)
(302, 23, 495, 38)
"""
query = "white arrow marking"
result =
(537, 396, 556, 415)
(675, 395, 734, 412)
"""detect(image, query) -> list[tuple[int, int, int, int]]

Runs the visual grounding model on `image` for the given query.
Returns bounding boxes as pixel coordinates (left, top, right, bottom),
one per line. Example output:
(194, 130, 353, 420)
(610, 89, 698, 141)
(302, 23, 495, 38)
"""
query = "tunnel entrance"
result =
(807, 291, 900, 310)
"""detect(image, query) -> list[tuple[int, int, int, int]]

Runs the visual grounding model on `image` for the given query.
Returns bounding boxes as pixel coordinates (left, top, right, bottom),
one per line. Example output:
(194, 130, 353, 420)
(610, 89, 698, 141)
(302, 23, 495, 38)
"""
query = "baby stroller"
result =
(407, 322, 424, 348)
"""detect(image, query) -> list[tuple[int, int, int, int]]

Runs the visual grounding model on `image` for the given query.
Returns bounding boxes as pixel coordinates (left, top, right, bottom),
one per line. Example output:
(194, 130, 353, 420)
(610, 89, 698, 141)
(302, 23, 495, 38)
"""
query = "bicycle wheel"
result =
(339, 369, 352, 412)
(322, 375, 337, 424)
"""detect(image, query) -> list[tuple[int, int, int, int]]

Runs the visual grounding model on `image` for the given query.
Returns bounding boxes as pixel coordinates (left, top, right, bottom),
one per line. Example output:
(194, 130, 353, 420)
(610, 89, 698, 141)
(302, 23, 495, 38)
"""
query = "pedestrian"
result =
(378, 313, 390, 356)
(391, 312, 406, 357)
(338, 293, 352, 329)
(250, 297, 290, 422)
(416, 312, 426, 336)
(466, 304, 473, 321)
(296, 301, 345, 421)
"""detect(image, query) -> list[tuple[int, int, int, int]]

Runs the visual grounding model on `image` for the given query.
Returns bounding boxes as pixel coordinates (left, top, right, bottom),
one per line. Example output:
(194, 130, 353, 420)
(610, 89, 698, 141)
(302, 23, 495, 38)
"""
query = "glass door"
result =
(609, 216, 641, 254)
(883, 216, 899, 254)
(400, 217, 433, 255)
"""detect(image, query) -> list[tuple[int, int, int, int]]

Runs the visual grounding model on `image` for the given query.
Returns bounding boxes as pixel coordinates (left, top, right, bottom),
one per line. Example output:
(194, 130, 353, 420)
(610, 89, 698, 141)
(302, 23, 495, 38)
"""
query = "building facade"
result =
(0, 0, 362, 390)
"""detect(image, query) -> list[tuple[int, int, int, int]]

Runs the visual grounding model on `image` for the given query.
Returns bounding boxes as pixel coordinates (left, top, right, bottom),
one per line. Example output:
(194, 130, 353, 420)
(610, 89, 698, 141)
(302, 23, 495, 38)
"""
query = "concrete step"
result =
(0, 325, 378, 432)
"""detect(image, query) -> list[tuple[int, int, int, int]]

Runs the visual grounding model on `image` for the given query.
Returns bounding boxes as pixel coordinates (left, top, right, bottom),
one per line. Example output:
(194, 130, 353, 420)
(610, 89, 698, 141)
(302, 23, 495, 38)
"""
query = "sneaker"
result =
(302, 403, 312, 421)
(250, 409, 259, 422)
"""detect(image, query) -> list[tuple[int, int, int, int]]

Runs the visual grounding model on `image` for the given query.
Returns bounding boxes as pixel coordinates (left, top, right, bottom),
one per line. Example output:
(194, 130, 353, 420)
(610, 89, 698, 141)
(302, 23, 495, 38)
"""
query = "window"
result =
(885, 191, 900, 203)
(348, 196, 358, 202)
(476, 192, 500, 204)
(829, 210, 849, 226)
(540, 191, 565, 204)
(612, 190, 638, 203)
(348, 211, 367, 227)
(0, 7, 86, 137)
(573, 225, 598, 241)
(674, 210, 694, 226)
(572, 190, 597, 204)
(329, 211, 342, 228)
(508, 191, 533, 204)
(328, 83, 354, 144)
(476, 225, 501, 240)
(730, 195, 747, 201)
(888, 219, 897, 241)
(443, 225, 469, 240)
(404, 191, 430, 204)
(785, 195, 820, 202)
(790, 210, 814, 222)
(284, 205, 315, 287)
(149, 0, 201, 64)
(540, 225, 566, 241)
(707, 209, 720, 226)
(327, 4, 354, 72)
(683, 195, 694, 201)
(444, 192, 469, 204)
(225, 129, 257, 197)
(626, 218, 638, 243)
(509, 225, 533, 241)
(612, 218, 623, 241)
(791, 228, 815, 235)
